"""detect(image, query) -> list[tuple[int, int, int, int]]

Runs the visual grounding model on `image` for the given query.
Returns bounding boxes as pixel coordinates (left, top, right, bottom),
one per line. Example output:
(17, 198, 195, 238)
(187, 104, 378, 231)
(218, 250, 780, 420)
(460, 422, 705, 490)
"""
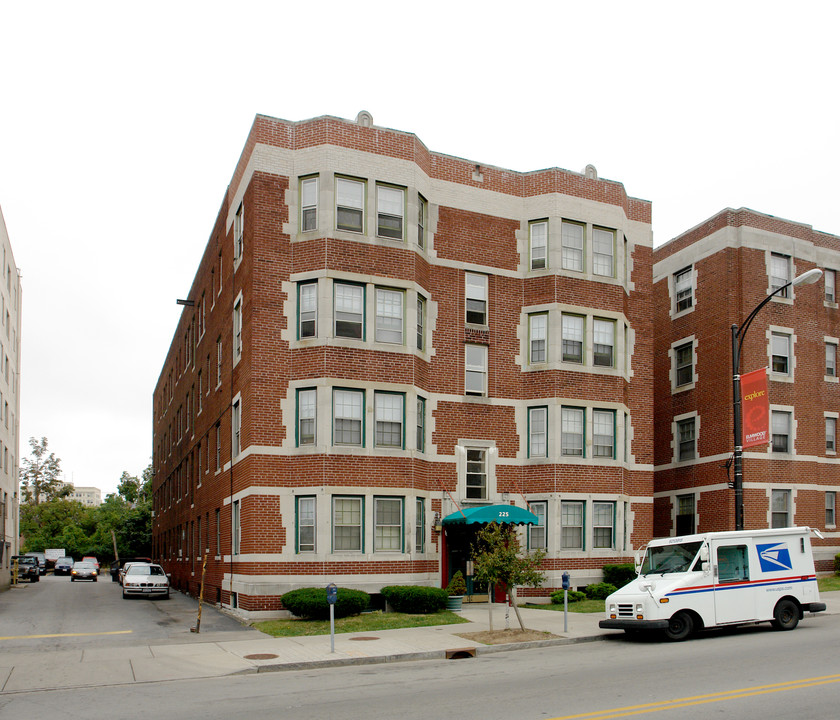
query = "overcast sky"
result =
(1, 1, 838, 497)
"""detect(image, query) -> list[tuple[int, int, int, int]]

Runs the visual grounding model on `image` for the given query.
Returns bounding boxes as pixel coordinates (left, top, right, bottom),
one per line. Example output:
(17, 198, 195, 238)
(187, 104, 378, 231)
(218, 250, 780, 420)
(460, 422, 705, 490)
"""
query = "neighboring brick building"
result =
(653, 208, 840, 570)
(152, 111, 654, 618)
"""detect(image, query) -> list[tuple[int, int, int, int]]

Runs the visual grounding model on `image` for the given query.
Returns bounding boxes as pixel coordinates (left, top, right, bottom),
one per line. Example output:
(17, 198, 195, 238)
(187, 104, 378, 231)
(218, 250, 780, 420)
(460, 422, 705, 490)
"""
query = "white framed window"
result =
(465, 343, 488, 396)
(677, 417, 696, 461)
(772, 411, 792, 453)
(297, 388, 317, 446)
(377, 185, 404, 240)
(298, 282, 318, 339)
(375, 392, 404, 448)
(826, 342, 837, 377)
(334, 282, 365, 339)
(770, 252, 791, 297)
(562, 314, 584, 363)
(530, 220, 548, 270)
(215, 423, 221, 471)
(333, 496, 363, 552)
(216, 337, 223, 388)
(771, 489, 791, 528)
(593, 319, 615, 367)
(336, 177, 365, 233)
(333, 389, 364, 446)
(771, 332, 791, 375)
(593, 410, 615, 458)
(417, 195, 427, 248)
(465, 273, 488, 325)
(232, 397, 241, 458)
(234, 202, 244, 265)
(529, 313, 547, 364)
(675, 341, 694, 387)
(593, 502, 615, 549)
(375, 288, 404, 344)
(415, 498, 425, 553)
(232, 499, 240, 555)
(561, 407, 584, 457)
(561, 500, 584, 549)
(416, 295, 426, 351)
(466, 448, 487, 499)
(676, 493, 696, 535)
(528, 406, 547, 458)
(674, 266, 693, 313)
(233, 296, 243, 364)
(374, 497, 403, 551)
(416, 397, 426, 452)
(300, 176, 318, 232)
(826, 492, 836, 527)
(826, 269, 836, 303)
(826, 416, 836, 453)
(297, 496, 316, 553)
(592, 227, 614, 277)
(529, 501, 547, 550)
(561, 221, 584, 272)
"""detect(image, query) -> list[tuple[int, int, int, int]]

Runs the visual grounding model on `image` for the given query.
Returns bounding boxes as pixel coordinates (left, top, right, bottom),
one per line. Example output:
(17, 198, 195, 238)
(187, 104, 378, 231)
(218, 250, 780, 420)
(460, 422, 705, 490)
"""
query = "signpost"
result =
(326, 583, 337, 653)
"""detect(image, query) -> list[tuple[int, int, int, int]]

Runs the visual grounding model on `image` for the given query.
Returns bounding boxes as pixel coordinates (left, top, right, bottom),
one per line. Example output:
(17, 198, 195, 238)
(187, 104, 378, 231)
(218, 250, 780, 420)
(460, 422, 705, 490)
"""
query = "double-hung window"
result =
(416, 295, 426, 351)
(562, 314, 584, 363)
(528, 406, 547, 458)
(297, 388, 317, 446)
(826, 417, 836, 453)
(333, 389, 364, 446)
(336, 177, 365, 233)
(561, 408, 584, 457)
(530, 220, 548, 270)
(232, 398, 241, 458)
(826, 492, 836, 527)
(677, 417, 696, 461)
(466, 448, 487, 499)
(676, 494, 696, 535)
(301, 176, 318, 231)
(826, 269, 836, 303)
(415, 498, 425, 552)
(561, 501, 584, 549)
(593, 319, 615, 367)
(674, 267, 693, 312)
(465, 344, 488, 396)
(416, 397, 426, 452)
(375, 288, 403, 344)
(297, 496, 316, 553)
(561, 221, 584, 271)
(233, 297, 242, 364)
(529, 313, 547, 364)
(465, 273, 488, 325)
(232, 500, 240, 555)
(299, 282, 317, 339)
(771, 333, 791, 375)
(593, 502, 614, 549)
(374, 497, 403, 551)
(334, 283, 364, 339)
(675, 342, 693, 387)
(377, 185, 404, 239)
(234, 202, 244, 264)
(417, 195, 427, 248)
(333, 496, 363, 551)
(772, 411, 791, 453)
(593, 410, 615, 458)
(770, 253, 791, 297)
(374, 392, 404, 448)
(771, 489, 791, 528)
(826, 343, 836, 377)
(529, 501, 547, 550)
(592, 227, 614, 277)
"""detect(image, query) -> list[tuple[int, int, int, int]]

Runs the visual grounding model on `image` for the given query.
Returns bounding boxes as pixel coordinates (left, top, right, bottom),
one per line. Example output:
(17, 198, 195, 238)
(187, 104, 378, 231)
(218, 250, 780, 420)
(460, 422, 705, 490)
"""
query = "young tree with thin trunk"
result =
(20, 437, 66, 505)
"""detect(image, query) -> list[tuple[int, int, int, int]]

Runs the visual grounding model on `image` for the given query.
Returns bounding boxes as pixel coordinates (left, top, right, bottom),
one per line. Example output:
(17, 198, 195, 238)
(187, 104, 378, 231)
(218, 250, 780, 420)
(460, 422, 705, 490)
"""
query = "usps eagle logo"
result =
(756, 543, 793, 573)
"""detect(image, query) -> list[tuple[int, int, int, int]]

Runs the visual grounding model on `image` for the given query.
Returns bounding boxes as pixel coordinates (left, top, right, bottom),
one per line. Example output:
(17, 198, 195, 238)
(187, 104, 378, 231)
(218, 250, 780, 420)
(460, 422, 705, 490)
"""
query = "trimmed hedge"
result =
(835, 553, 840, 576)
(602, 563, 636, 588)
(281, 587, 370, 620)
(380, 585, 448, 614)
(584, 582, 617, 600)
(551, 590, 587, 604)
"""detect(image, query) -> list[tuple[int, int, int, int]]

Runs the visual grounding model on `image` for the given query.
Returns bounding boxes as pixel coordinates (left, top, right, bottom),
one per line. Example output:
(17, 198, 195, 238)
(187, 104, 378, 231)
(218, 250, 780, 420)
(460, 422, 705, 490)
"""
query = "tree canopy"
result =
(20, 437, 67, 505)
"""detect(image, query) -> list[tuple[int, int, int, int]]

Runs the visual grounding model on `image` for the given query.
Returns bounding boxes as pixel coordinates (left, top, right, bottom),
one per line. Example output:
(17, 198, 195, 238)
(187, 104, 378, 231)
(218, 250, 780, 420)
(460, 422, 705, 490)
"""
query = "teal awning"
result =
(441, 505, 539, 526)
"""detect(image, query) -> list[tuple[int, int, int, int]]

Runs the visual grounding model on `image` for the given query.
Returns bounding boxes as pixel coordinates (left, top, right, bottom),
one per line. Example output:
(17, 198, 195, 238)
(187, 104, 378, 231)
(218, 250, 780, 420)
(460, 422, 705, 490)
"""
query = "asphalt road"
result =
(2, 591, 838, 719)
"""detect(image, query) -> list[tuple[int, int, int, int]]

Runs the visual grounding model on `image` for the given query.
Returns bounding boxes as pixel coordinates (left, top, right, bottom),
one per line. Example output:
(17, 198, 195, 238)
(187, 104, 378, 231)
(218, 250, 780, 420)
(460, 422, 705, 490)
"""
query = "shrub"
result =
(380, 585, 449, 614)
(446, 570, 467, 596)
(835, 553, 840, 576)
(584, 582, 617, 600)
(551, 589, 587, 604)
(602, 563, 636, 588)
(281, 587, 370, 620)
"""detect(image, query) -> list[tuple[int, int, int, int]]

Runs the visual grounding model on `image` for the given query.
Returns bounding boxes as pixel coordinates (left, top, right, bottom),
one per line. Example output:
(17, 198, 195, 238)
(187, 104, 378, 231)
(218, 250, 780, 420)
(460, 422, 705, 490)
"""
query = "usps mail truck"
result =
(599, 527, 826, 641)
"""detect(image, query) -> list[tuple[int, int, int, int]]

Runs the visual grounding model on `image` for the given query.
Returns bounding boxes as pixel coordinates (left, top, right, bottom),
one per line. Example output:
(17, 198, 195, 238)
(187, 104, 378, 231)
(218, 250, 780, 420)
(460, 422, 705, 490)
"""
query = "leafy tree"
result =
(471, 521, 546, 631)
(20, 437, 68, 505)
(20, 498, 93, 556)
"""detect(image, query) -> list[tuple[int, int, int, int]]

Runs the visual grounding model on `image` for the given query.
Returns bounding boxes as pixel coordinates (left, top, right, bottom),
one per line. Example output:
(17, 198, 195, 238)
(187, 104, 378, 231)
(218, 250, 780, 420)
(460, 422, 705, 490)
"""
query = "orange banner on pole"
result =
(741, 368, 770, 448)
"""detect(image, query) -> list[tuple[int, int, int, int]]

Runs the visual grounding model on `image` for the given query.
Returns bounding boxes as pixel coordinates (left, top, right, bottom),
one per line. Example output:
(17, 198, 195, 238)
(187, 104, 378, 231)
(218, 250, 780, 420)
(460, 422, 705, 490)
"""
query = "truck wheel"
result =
(665, 611, 693, 641)
(772, 599, 800, 631)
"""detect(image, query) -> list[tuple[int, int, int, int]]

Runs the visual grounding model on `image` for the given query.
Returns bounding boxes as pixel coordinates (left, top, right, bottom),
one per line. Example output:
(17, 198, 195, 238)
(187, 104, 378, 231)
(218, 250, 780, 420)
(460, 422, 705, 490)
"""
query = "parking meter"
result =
(562, 572, 570, 590)
(326, 583, 337, 604)
(327, 583, 338, 653)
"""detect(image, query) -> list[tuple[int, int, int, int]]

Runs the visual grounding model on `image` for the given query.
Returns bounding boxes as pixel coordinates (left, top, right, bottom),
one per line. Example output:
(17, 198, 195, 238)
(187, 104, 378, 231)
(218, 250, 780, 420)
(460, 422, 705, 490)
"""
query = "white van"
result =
(600, 527, 826, 641)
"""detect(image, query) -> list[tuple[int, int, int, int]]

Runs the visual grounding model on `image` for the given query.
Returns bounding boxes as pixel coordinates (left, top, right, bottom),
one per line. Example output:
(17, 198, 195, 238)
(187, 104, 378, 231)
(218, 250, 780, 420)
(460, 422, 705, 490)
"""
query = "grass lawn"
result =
(523, 599, 603, 613)
(254, 610, 470, 638)
(818, 575, 840, 592)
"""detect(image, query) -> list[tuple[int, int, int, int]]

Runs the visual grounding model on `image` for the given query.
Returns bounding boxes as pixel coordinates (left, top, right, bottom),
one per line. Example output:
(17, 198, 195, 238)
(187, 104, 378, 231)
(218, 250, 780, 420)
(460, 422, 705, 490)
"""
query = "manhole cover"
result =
(244, 653, 279, 660)
(349, 636, 380, 641)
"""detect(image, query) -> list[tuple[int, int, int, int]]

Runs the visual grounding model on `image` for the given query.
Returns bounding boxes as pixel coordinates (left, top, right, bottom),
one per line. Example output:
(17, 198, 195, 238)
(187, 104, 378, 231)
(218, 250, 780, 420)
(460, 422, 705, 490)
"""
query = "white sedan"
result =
(121, 563, 170, 599)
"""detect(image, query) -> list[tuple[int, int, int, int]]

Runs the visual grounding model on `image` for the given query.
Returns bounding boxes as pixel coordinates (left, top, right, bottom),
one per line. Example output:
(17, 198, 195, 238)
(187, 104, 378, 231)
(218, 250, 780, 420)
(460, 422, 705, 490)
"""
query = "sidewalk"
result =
(2, 593, 839, 692)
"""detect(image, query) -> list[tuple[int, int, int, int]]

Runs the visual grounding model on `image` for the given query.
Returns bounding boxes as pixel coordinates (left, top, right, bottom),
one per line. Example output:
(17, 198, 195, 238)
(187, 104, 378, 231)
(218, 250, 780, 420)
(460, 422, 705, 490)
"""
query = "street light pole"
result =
(731, 268, 822, 531)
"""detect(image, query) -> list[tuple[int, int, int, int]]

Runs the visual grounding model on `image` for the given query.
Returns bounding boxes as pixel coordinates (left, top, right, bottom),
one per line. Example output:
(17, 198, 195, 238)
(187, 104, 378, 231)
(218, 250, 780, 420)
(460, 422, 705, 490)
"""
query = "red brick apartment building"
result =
(152, 111, 654, 618)
(653, 208, 840, 570)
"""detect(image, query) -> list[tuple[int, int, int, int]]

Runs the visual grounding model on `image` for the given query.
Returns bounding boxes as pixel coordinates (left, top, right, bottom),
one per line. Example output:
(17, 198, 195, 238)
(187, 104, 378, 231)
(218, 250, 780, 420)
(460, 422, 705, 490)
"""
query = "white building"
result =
(64, 485, 102, 507)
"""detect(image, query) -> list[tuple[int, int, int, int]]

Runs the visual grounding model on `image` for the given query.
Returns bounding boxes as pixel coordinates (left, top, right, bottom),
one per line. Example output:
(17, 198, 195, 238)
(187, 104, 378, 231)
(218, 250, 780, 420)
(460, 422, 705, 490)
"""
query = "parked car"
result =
(70, 561, 98, 582)
(110, 557, 153, 583)
(54, 557, 75, 576)
(11, 555, 40, 582)
(25, 552, 47, 575)
(119, 561, 152, 586)
(121, 562, 170, 599)
(82, 556, 100, 571)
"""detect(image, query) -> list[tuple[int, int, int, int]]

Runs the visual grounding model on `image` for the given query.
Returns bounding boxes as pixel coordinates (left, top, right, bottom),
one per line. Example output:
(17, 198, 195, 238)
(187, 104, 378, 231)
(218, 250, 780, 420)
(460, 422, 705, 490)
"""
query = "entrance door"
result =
(713, 543, 756, 624)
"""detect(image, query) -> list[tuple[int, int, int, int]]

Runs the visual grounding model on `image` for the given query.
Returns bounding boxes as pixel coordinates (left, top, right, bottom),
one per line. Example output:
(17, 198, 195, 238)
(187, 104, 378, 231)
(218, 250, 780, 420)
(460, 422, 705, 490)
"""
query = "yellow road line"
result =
(0, 630, 133, 640)
(547, 674, 840, 720)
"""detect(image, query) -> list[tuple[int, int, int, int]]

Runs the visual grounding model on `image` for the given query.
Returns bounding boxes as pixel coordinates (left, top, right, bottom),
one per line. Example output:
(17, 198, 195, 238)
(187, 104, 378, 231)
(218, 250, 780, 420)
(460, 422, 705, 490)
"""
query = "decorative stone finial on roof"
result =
(356, 111, 373, 127)
(583, 164, 598, 180)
